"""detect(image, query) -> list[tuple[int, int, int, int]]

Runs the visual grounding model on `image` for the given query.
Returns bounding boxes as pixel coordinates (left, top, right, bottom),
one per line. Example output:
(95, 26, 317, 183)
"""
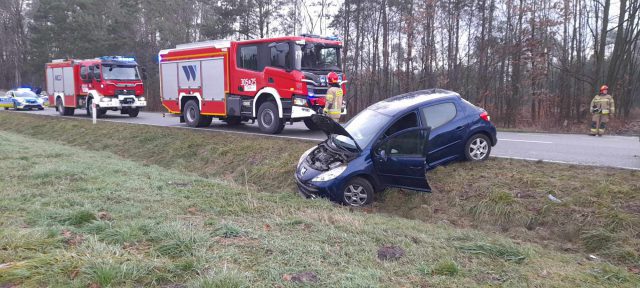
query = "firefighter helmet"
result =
(600, 85, 608, 92)
(327, 72, 339, 84)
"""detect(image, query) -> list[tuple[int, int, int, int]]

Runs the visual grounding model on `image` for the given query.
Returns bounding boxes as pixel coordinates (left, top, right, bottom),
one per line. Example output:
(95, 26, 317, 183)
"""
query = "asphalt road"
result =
(6, 108, 640, 170)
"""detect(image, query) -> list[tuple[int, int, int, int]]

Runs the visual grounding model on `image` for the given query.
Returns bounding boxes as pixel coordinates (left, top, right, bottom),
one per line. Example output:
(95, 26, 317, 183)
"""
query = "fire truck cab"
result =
(46, 56, 147, 117)
(159, 35, 347, 134)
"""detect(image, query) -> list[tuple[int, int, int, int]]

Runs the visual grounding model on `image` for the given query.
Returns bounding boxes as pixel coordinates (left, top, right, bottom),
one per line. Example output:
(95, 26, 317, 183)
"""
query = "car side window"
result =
(381, 129, 425, 156)
(383, 112, 418, 137)
(421, 102, 457, 129)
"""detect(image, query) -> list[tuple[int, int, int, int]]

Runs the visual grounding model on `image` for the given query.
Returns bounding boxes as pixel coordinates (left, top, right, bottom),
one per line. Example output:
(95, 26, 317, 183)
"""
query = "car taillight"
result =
(480, 111, 491, 122)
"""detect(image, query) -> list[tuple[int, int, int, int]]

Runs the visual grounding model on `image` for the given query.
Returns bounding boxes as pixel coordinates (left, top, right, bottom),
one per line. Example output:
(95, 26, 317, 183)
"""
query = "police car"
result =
(0, 88, 46, 110)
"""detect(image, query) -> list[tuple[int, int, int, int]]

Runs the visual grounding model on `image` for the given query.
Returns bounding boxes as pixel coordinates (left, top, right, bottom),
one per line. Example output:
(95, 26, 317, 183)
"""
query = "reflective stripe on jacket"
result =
(325, 87, 343, 115)
(590, 94, 615, 115)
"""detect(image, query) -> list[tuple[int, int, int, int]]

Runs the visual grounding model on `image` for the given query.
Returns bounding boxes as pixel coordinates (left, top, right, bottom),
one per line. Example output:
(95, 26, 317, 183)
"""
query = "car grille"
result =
(115, 89, 135, 95)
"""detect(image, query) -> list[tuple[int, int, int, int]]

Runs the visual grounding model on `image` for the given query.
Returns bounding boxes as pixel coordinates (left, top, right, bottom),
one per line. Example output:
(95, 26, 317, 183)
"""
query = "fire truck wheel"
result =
(224, 116, 242, 125)
(57, 98, 74, 116)
(257, 101, 283, 134)
(128, 108, 139, 118)
(183, 100, 212, 127)
(303, 118, 319, 130)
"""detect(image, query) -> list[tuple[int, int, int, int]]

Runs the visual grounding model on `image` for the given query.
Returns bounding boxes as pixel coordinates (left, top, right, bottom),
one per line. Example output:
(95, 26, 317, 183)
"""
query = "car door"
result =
(0, 92, 12, 108)
(420, 101, 466, 167)
(372, 111, 432, 191)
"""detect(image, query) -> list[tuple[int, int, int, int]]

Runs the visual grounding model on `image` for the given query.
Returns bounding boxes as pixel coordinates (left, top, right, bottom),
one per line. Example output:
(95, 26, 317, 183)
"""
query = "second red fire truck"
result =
(158, 35, 347, 134)
(46, 56, 147, 117)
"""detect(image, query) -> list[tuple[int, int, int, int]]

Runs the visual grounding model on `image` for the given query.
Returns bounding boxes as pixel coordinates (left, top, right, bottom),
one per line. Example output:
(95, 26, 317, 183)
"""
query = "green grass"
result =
(1, 131, 639, 286)
(1, 112, 640, 286)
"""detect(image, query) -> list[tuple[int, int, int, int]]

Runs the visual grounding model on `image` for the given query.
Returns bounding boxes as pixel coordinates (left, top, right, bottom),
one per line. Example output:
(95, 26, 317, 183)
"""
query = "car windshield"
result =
(295, 43, 341, 71)
(331, 109, 391, 149)
(102, 64, 140, 80)
(13, 91, 38, 98)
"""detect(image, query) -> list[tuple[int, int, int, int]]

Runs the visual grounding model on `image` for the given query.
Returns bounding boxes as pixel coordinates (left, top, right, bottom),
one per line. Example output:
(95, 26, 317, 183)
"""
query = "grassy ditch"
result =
(1, 131, 639, 287)
(1, 112, 640, 269)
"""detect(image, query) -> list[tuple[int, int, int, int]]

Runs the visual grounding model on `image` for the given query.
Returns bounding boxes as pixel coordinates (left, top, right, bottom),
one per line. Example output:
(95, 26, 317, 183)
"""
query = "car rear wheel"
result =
(257, 101, 284, 134)
(341, 177, 374, 207)
(183, 100, 212, 127)
(465, 134, 491, 161)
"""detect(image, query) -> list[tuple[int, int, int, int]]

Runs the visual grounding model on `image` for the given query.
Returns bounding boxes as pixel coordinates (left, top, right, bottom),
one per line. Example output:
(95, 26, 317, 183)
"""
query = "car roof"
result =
(367, 89, 461, 116)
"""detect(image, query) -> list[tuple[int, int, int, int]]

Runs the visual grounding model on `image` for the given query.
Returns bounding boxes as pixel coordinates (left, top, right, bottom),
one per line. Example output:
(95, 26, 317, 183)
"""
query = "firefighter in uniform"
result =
(324, 72, 344, 122)
(590, 85, 615, 136)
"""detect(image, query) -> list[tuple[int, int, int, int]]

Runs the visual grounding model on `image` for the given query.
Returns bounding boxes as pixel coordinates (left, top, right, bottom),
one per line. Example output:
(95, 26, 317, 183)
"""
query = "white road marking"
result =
(498, 138, 553, 144)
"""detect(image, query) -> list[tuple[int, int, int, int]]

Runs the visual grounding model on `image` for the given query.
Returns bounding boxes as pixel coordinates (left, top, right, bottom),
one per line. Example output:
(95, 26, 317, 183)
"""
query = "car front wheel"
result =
(465, 134, 491, 161)
(341, 177, 374, 207)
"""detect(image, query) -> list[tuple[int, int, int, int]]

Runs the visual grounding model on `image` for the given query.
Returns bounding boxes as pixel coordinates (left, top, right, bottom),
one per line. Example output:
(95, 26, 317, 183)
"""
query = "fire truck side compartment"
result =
(63, 67, 74, 96)
(161, 63, 178, 101)
(46, 68, 54, 95)
(201, 58, 225, 101)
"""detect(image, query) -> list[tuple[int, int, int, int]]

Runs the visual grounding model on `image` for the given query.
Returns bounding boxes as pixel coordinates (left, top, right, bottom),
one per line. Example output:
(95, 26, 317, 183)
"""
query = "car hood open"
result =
(310, 114, 361, 151)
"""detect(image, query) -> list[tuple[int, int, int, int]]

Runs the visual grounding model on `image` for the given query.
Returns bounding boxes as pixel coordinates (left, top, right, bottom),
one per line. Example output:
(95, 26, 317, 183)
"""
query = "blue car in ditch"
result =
(295, 89, 497, 206)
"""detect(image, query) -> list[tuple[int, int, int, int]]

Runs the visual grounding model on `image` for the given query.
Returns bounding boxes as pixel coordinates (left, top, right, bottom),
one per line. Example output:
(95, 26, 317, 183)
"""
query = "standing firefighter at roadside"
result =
(325, 72, 344, 122)
(590, 85, 615, 136)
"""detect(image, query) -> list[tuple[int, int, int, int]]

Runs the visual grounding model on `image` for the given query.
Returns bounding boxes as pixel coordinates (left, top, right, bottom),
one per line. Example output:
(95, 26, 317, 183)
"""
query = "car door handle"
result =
(409, 166, 423, 170)
(455, 126, 464, 131)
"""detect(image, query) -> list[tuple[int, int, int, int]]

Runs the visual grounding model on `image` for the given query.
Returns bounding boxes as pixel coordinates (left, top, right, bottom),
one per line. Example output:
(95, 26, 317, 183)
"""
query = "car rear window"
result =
(421, 102, 456, 129)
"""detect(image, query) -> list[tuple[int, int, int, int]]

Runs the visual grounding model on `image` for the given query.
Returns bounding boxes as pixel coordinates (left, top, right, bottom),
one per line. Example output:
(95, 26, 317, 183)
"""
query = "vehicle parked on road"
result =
(45, 56, 147, 117)
(0, 88, 45, 110)
(295, 89, 497, 206)
(158, 34, 347, 134)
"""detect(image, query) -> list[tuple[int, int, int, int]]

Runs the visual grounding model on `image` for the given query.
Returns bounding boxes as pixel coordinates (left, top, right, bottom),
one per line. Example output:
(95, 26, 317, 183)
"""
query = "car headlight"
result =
(312, 165, 347, 182)
(138, 97, 145, 101)
(298, 147, 315, 168)
(293, 97, 307, 106)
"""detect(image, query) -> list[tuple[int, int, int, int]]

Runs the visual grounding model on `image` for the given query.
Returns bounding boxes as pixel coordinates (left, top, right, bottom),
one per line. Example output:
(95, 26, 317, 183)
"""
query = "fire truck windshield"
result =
(295, 43, 341, 71)
(101, 64, 140, 80)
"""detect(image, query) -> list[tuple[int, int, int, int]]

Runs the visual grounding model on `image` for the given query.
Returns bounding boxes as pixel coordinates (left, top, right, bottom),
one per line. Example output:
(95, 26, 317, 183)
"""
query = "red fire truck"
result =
(158, 35, 347, 134)
(45, 56, 147, 117)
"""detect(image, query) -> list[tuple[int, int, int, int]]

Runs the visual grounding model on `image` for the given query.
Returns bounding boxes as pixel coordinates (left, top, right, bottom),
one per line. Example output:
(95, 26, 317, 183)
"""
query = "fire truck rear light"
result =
(480, 111, 491, 122)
